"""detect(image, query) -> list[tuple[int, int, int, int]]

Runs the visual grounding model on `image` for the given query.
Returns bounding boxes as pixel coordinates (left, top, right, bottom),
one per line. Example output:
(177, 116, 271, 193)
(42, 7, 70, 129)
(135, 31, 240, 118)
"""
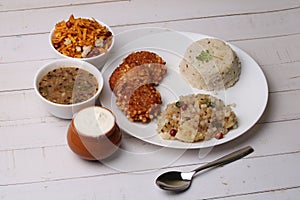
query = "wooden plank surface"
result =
(1, 118, 299, 185)
(1, 0, 300, 37)
(0, 0, 299, 199)
(0, 0, 125, 12)
(0, 86, 299, 127)
(1, 33, 300, 91)
(1, 152, 299, 199)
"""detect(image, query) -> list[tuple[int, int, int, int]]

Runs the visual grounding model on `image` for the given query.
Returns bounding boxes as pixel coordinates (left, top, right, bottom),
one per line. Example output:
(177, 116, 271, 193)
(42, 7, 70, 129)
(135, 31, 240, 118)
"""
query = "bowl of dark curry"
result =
(34, 59, 103, 119)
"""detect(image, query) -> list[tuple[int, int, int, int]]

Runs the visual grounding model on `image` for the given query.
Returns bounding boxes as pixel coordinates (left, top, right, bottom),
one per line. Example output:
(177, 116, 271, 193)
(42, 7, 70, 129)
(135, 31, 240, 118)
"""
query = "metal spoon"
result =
(156, 146, 254, 192)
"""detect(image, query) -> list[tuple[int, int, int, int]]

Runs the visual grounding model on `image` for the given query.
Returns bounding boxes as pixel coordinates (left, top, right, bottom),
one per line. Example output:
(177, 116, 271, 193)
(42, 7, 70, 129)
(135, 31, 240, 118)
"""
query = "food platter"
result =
(100, 28, 268, 149)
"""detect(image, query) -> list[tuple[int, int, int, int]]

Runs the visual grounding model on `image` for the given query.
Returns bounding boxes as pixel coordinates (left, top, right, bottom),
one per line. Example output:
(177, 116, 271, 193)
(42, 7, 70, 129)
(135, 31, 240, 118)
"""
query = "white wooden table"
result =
(1, 0, 300, 199)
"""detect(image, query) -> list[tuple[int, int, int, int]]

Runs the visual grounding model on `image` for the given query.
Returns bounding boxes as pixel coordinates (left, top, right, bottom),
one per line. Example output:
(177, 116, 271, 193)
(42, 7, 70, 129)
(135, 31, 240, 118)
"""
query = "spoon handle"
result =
(193, 146, 254, 174)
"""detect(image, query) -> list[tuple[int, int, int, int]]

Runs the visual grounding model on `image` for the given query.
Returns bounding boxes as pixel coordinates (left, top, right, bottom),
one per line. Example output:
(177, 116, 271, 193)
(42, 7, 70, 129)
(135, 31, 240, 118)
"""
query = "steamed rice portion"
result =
(157, 94, 237, 143)
(179, 38, 241, 91)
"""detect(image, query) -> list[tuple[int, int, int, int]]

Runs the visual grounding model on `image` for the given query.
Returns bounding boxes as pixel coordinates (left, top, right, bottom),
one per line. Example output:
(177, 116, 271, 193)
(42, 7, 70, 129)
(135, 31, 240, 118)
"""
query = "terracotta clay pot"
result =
(67, 106, 122, 160)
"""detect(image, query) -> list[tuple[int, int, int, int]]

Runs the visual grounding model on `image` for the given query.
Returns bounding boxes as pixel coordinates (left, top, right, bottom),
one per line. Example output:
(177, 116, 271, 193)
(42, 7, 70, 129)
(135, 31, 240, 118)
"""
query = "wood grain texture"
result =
(1, 33, 300, 90)
(1, 118, 299, 185)
(1, 0, 300, 37)
(1, 152, 299, 199)
(0, 0, 126, 12)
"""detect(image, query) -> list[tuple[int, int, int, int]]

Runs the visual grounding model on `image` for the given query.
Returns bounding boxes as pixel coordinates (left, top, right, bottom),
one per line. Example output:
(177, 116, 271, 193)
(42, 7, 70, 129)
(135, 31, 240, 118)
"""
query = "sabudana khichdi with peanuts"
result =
(156, 93, 238, 143)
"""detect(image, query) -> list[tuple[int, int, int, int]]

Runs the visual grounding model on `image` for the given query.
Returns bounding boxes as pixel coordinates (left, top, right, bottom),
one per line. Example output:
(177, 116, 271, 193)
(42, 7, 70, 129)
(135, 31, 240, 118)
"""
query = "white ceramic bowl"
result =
(49, 17, 114, 70)
(34, 59, 104, 119)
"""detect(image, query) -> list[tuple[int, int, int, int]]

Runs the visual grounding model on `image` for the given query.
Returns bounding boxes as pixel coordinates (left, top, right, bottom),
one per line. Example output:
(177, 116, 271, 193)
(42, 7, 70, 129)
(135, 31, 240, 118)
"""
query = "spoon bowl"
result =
(156, 146, 254, 192)
(156, 171, 194, 192)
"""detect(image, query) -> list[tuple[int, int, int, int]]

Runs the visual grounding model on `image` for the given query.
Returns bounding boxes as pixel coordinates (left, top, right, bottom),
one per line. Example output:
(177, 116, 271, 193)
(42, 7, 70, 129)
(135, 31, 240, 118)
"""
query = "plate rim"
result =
(100, 28, 269, 149)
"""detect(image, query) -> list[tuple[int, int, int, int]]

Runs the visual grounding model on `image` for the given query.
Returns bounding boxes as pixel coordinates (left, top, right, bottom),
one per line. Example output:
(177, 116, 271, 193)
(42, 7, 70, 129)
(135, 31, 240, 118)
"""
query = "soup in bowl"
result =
(34, 59, 103, 119)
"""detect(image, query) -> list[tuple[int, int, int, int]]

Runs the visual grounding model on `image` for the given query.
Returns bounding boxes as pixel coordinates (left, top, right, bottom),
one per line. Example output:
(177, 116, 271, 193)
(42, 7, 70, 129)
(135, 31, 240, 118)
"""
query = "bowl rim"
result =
(33, 59, 104, 108)
(72, 106, 117, 139)
(49, 16, 114, 61)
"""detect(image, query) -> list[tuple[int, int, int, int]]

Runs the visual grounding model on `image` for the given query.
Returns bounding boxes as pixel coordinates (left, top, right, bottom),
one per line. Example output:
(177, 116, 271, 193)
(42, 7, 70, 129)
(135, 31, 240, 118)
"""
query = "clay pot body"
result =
(67, 106, 121, 160)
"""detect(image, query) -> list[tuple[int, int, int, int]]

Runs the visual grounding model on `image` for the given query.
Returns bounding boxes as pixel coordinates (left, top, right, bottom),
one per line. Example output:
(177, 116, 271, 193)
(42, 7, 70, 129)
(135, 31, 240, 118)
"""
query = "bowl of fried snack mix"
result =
(49, 14, 114, 69)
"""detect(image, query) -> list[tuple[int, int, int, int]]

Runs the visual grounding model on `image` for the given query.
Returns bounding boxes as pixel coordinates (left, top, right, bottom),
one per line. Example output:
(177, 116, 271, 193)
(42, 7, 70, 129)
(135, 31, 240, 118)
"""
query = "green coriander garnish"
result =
(196, 50, 213, 62)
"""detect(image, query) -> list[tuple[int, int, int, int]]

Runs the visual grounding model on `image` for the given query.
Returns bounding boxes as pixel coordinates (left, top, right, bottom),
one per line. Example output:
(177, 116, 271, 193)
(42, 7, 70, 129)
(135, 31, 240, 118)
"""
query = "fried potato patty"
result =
(116, 84, 162, 123)
(109, 51, 166, 91)
(109, 51, 167, 123)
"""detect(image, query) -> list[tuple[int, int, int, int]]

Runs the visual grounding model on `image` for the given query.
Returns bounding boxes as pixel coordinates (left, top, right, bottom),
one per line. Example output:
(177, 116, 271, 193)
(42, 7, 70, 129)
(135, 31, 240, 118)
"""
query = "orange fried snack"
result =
(51, 14, 113, 58)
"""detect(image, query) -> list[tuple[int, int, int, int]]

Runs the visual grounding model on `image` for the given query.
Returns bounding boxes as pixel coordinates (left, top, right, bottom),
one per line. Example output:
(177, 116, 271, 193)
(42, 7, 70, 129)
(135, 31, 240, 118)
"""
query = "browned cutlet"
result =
(109, 51, 167, 91)
(112, 65, 152, 95)
(116, 84, 162, 123)
(109, 51, 167, 123)
(147, 63, 167, 85)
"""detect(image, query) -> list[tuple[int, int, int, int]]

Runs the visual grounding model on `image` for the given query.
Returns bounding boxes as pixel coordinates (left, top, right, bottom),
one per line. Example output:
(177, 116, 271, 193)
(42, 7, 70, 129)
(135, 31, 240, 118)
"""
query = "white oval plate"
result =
(100, 28, 268, 149)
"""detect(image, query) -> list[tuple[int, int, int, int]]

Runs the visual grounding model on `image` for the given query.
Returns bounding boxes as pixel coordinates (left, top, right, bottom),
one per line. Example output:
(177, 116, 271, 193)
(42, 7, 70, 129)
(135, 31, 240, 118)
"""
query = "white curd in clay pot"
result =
(67, 106, 121, 160)
(74, 106, 115, 137)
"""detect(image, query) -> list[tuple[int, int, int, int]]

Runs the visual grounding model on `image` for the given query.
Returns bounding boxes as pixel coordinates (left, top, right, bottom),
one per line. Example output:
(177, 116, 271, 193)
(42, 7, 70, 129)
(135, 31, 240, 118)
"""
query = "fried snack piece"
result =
(112, 65, 152, 95)
(51, 14, 113, 58)
(109, 51, 167, 123)
(109, 51, 167, 91)
(116, 84, 162, 123)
